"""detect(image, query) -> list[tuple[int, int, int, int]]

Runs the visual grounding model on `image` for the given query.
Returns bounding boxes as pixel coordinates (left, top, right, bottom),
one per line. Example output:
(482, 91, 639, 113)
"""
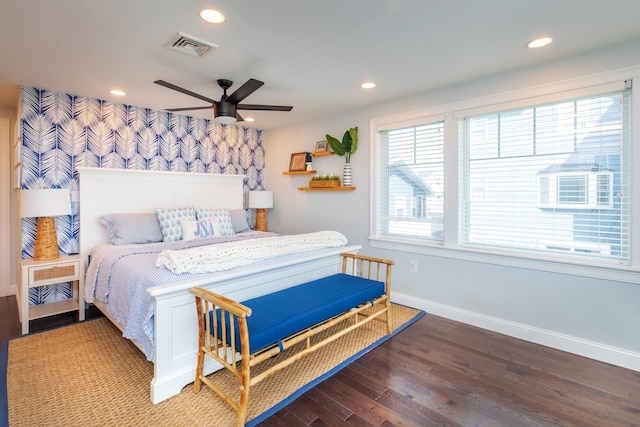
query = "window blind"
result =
(459, 86, 631, 263)
(377, 120, 445, 241)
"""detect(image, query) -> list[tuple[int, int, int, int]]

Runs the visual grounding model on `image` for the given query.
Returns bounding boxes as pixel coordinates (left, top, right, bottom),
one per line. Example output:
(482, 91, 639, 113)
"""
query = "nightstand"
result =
(16, 254, 85, 334)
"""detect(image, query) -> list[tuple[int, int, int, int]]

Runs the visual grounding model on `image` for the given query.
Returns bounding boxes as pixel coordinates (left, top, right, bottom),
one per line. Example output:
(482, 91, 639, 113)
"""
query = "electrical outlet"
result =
(409, 260, 418, 274)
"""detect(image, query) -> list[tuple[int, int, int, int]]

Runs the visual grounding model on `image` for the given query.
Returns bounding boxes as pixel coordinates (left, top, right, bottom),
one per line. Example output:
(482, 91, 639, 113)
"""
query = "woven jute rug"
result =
(3, 303, 422, 427)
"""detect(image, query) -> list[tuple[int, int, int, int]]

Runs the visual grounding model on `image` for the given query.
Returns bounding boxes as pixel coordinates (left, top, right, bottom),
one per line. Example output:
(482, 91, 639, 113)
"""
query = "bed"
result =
(77, 167, 361, 404)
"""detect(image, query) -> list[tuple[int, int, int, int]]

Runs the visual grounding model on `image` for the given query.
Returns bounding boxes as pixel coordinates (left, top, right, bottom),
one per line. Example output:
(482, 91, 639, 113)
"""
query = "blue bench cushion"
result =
(214, 273, 385, 354)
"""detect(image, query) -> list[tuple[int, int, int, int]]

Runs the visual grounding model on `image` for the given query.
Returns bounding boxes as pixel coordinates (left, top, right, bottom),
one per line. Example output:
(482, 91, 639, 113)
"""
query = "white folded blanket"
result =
(156, 230, 348, 274)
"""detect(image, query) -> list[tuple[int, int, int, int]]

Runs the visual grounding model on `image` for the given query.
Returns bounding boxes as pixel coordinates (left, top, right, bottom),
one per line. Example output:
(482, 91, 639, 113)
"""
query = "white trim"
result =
(453, 80, 627, 118)
(370, 237, 640, 285)
(392, 292, 640, 372)
(371, 65, 640, 127)
(374, 112, 445, 132)
(0, 117, 10, 297)
(631, 78, 640, 268)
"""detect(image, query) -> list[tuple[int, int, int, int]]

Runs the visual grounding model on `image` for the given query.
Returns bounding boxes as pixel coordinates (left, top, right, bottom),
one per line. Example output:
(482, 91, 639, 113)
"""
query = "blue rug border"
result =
(0, 309, 425, 427)
(0, 318, 105, 427)
(246, 305, 426, 426)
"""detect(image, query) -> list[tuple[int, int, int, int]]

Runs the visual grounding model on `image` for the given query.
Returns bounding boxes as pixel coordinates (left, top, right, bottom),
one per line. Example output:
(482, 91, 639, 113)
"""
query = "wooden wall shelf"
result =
(298, 186, 356, 191)
(283, 170, 317, 175)
(311, 152, 335, 157)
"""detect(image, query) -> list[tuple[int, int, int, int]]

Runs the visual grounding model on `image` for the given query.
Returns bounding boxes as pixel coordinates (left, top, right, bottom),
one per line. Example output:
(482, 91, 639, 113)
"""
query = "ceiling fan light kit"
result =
(154, 78, 293, 124)
(214, 105, 238, 124)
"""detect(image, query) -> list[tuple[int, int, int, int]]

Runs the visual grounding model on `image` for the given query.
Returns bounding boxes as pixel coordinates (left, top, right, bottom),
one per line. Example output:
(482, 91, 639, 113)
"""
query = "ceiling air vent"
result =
(165, 32, 218, 58)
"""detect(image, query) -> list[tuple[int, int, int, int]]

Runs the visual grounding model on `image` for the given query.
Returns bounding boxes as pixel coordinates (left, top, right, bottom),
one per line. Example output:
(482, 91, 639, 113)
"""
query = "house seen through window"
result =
(376, 121, 445, 242)
(374, 82, 631, 265)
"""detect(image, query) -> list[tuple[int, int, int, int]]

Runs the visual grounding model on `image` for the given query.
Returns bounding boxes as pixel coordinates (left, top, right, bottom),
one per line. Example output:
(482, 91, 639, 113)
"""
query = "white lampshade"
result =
(248, 190, 273, 209)
(20, 189, 72, 218)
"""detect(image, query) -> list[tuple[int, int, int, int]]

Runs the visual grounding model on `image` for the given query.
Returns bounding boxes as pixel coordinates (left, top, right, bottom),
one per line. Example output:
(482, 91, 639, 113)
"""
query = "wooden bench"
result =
(190, 253, 394, 426)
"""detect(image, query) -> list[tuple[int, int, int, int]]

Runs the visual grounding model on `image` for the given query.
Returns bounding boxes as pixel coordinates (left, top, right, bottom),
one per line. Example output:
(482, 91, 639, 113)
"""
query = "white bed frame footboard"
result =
(149, 244, 360, 403)
(77, 167, 360, 404)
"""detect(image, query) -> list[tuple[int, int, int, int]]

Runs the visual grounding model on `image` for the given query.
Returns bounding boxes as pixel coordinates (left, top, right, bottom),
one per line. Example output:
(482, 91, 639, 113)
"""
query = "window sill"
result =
(369, 237, 640, 285)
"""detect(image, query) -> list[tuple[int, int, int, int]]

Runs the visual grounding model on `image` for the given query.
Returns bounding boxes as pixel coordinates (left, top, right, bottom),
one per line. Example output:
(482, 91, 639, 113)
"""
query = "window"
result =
(460, 88, 630, 263)
(537, 171, 614, 209)
(372, 78, 634, 269)
(376, 119, 445, 242)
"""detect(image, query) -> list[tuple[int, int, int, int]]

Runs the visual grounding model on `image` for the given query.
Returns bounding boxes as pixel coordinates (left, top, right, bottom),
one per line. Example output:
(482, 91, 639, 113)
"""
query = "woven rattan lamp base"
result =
(255, 208, 268, 232)
(33, 217, 61, 261)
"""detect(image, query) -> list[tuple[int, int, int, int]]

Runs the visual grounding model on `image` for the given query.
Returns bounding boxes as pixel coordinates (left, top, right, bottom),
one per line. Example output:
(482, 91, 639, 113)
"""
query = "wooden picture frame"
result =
(289, 152, 308, 172)
(314, 140, 329, 153)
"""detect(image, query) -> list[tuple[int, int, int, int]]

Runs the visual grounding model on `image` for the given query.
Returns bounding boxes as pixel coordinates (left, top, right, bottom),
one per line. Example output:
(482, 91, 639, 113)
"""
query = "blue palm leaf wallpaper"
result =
(20, 86, 266, 305)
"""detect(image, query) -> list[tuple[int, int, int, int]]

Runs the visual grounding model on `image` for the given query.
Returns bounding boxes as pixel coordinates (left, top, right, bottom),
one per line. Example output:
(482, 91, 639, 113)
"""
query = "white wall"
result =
(264, 39, 640, 371)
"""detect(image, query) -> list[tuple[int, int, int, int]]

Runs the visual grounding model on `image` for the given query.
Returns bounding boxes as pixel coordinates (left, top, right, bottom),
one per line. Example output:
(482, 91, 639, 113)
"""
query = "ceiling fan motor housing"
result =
(213, 101, 237, 122)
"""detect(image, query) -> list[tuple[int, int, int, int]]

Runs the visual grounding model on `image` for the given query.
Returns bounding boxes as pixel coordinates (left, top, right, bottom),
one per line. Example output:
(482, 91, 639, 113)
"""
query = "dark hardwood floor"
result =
(255, 314, 640, 426)
(2, 296, 639, 426)
(0, 295, 103, 341)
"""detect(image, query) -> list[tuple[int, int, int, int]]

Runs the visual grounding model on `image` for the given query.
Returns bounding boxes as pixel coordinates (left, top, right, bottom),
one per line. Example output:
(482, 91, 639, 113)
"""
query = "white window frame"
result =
(536, 171, 614, 209)
(370, 67, 640, 284)
(373, 113, 446, 243)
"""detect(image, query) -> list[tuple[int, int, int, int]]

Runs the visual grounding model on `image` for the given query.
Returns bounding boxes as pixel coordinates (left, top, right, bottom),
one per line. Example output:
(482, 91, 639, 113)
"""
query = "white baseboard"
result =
(392, 292, 640, 373)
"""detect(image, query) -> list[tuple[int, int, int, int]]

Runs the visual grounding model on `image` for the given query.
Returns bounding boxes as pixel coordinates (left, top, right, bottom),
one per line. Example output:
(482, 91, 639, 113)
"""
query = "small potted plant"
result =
(326, 126, 358, 186)
(309, 174, 341, 188)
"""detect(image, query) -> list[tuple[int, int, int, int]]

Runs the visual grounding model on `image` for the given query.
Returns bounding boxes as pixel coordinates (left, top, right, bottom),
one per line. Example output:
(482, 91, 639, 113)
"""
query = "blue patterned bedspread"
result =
(85, 231, 277, 361)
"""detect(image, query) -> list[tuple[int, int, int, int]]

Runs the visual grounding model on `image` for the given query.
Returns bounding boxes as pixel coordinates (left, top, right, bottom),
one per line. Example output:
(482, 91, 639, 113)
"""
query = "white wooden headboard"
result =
(76, 167, 246, 263)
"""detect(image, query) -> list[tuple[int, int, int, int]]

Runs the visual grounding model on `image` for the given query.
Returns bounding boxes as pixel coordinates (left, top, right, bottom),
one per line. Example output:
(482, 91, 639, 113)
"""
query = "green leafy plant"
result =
(326, 126, 358, 163)
(311, 174, 340, 181)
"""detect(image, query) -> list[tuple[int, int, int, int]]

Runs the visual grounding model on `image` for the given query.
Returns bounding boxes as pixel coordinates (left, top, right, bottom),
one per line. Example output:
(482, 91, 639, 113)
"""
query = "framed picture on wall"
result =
(314, 140, 329, 153)
(289, 152, 308, 172)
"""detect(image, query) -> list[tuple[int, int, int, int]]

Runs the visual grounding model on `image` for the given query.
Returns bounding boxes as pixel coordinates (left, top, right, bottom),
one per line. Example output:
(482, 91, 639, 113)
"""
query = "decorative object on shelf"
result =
(326, 126, 358, 187)
(20, 189, 72, 261)
(309, 175, 341, 188)
(314, 140, 329, 153)
(305, 152, 313, 171)
(248, 190, 273, 232)
(342, 163, 352, 187)
(289, 152, 308, 172)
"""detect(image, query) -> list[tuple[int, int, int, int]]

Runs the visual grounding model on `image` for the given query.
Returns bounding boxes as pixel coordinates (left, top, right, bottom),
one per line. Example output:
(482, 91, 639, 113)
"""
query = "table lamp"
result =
(248, 190, 273, 232)
(20, 189, 72, 261)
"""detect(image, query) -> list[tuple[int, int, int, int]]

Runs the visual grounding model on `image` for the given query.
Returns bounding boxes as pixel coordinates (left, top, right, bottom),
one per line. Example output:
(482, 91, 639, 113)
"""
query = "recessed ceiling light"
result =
(199, 9, 225, 24)
(244, 117, 255, 122)
(110, 89, 126, 96)
(361, 82, 376, 89)
(527, 37, 553, 49)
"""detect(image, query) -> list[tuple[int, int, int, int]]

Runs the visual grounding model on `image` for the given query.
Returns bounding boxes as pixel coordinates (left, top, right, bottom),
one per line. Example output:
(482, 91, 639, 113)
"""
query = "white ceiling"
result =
(2, 1, 640, 130)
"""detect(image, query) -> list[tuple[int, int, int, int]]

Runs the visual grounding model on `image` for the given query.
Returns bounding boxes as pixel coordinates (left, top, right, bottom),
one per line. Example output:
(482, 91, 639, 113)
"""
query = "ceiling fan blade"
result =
(165, 106, 212, 112)
(154, 80, 217, 104)
(225, 79, 264, 104)
(237, 103, 293, 111)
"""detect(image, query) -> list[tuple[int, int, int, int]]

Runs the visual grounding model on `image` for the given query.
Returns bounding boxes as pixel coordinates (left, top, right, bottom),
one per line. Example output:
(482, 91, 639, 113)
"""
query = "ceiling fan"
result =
(153, 78, 293, 124)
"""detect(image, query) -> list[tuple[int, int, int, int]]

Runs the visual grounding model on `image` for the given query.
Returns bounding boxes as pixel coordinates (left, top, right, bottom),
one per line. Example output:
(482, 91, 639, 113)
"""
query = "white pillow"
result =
(154, 206, 196, 242)
(194, 208, 234, 237)
(182, 219, 222, 241)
